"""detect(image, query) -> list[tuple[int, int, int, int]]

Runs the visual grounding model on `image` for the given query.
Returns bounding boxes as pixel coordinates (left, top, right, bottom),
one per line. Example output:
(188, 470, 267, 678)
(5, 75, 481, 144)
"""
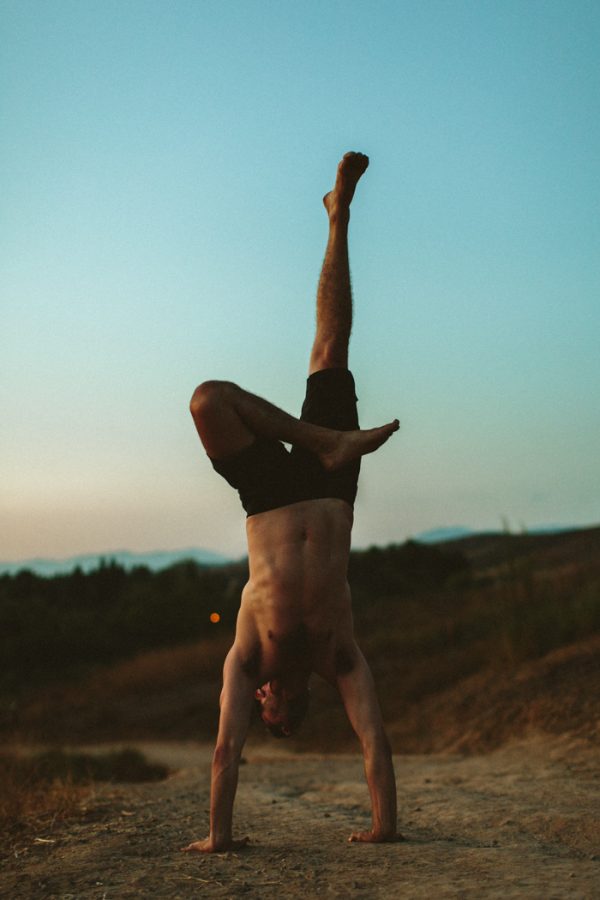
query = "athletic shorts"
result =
(210, 368, 360, 517)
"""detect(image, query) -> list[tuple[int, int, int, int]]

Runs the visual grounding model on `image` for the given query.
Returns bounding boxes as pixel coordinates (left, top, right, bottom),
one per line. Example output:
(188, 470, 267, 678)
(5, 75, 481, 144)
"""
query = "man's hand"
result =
(348, 830, 404, 843)
(181, 835, 250, 853)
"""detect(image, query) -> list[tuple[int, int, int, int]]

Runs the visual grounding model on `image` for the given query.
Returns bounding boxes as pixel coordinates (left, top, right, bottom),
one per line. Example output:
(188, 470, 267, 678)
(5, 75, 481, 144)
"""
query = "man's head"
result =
(254, 680, 310, 738)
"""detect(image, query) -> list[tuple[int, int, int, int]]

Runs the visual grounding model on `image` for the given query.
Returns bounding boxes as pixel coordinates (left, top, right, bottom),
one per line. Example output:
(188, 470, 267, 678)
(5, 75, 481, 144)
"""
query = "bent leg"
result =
(189, 380, 398, 470)
(309, 152, 369, 375)
(190, 380, 336, 460)
(189, 381, 255, 459)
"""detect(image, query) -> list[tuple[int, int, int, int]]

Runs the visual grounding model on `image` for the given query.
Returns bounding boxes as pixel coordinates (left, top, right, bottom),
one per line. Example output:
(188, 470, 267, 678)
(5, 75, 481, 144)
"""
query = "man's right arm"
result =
(182, 646, 255, 853)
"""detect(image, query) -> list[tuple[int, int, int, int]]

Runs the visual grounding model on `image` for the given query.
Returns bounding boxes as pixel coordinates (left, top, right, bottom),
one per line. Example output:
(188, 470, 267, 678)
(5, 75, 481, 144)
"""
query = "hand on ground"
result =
(181, 835, 250, 853)
(348, 830, 404, 843)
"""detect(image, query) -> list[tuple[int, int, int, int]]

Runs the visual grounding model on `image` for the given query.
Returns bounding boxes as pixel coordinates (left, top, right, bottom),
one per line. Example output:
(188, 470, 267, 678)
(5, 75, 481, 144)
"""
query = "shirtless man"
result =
(184, 152, 400, 852)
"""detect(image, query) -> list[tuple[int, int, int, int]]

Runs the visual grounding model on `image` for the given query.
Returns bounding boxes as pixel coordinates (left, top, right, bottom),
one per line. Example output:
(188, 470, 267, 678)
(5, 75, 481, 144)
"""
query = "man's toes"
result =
(340, 151, 369, 176)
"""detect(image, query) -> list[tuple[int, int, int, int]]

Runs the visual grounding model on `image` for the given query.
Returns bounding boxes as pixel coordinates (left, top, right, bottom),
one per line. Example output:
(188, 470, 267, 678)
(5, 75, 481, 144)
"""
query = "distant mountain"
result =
(415, 526, 475, 544)
(415, 523, 579, 545)
(2, 523, 587, 577)
(0, 548, 231, 578)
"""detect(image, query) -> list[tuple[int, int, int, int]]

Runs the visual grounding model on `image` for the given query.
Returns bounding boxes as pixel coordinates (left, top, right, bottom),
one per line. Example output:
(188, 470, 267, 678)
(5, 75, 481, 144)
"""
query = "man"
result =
(184, 152, 400, 852)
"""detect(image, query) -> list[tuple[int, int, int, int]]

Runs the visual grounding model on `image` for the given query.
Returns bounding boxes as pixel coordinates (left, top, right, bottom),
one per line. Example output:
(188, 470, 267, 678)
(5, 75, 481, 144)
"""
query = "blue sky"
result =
(2, 0, 599, 559)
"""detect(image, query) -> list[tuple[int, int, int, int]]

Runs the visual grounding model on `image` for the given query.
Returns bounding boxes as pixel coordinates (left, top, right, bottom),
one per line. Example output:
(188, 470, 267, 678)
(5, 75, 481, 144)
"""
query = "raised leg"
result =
(309, 152, 369, 375)
(190, 152, 398, 471)
(190, 380, 398, 470)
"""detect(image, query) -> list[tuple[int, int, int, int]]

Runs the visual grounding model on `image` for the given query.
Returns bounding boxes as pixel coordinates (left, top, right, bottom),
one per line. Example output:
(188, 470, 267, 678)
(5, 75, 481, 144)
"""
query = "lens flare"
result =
(209, 612, 220, 624)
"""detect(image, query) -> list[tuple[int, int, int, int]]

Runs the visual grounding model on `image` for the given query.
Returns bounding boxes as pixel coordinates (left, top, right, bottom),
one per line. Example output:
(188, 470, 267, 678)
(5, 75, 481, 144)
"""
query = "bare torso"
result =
(234, 498, 356, 685)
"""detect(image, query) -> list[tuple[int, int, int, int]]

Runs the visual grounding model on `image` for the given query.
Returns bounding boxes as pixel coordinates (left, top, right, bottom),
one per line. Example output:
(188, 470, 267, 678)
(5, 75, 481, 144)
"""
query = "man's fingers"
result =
(181, 837, 250, 853)
(348, 831, 405, 843)
(181, 841, 207, 852)
(181, 836, 250, 853)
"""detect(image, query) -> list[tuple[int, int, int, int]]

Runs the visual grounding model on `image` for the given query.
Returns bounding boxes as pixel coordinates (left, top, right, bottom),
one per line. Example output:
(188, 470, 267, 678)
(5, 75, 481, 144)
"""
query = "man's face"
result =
(255, 683, 293, 736)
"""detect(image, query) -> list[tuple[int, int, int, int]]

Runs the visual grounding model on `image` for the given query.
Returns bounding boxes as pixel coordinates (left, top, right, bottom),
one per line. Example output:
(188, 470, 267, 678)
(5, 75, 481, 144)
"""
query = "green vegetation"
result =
(1, 529, 599, 752)
(0, 559, 248, 692)
(0, 541, 466, 693)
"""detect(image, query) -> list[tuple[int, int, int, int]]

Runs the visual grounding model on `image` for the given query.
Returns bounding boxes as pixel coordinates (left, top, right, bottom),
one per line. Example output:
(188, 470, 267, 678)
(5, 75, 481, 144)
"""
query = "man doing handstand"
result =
(184, 152, 400, 852)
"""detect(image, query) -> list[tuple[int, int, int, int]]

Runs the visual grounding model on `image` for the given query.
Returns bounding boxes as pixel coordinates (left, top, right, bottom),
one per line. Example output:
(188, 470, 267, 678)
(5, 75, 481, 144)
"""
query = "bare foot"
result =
(323, 151, 369, 221)
(319, 419, 399, 471)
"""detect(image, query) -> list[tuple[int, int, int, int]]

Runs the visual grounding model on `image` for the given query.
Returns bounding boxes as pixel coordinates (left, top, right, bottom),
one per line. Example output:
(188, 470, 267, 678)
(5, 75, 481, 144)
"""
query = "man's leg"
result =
(309, 152, 369, 375)
(189, 378, 397, 469)
(190, 152, 398, 470)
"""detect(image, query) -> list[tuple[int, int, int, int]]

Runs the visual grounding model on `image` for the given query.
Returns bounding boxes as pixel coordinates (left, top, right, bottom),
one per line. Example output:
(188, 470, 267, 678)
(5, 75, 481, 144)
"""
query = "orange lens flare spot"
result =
(209, 612, 221, 624)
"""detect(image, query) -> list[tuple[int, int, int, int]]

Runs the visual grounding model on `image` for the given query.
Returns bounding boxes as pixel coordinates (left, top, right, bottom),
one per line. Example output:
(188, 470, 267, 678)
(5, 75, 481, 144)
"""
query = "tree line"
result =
(0, 541, 469, 691)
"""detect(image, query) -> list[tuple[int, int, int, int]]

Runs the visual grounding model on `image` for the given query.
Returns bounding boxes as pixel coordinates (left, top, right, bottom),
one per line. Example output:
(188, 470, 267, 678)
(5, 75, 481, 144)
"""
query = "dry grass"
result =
(10, 634, 233, 744)
(0, 747, 168, 841)
(0, 754, 91, 839)
(85, 633, 233, 697)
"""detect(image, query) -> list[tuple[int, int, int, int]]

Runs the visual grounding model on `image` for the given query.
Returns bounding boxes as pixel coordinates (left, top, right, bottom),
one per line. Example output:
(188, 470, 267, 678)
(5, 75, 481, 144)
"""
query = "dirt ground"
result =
(2, 733, 599, 899)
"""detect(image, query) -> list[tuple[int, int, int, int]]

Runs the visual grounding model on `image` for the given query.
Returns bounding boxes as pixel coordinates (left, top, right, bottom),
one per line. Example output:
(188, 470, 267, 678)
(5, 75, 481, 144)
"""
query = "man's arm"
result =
(336, 644, 401, 843)
(182, 646, 255, 853)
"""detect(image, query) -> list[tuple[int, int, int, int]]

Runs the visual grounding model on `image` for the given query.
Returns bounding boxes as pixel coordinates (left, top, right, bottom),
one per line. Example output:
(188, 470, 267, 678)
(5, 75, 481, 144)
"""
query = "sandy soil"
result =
(3, 733, 599, 899)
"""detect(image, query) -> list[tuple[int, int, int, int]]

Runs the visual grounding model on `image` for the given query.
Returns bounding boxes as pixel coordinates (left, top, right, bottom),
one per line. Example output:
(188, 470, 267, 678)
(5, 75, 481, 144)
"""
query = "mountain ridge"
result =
(2, 522, 593, 577)
(0, 547, 232, 578)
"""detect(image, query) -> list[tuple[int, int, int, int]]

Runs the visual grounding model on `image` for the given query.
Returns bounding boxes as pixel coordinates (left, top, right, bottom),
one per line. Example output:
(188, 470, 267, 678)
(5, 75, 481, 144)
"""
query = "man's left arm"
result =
(336, 644, 401, 843)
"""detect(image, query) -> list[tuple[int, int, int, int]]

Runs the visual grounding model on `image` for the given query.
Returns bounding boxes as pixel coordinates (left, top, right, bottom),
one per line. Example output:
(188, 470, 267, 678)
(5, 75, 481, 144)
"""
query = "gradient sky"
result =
(2, 0, 599, 560)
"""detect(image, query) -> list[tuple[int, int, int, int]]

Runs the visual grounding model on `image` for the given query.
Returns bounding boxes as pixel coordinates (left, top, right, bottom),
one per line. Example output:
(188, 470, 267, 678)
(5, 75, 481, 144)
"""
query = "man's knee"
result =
(189, 380, 236, 421)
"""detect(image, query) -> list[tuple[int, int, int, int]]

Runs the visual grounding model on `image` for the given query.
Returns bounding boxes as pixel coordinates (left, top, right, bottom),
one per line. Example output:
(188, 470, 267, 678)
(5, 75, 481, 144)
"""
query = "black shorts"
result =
(210, 368, 360, 517)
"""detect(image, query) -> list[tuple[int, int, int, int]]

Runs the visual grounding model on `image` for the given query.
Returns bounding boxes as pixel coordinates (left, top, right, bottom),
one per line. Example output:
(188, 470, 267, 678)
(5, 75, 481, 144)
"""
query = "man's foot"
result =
(319, 419, 399, 471)
(323, 151, 369, 222)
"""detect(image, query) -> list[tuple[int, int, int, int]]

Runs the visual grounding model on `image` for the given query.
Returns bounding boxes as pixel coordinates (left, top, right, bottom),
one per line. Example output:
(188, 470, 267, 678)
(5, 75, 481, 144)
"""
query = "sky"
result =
(2, 0, 599, 561)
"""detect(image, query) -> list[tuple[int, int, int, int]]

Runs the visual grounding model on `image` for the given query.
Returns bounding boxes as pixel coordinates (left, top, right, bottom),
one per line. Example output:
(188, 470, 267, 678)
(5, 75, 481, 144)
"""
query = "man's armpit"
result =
(334, 643, 358, 676)
(239, 643, 262, 678)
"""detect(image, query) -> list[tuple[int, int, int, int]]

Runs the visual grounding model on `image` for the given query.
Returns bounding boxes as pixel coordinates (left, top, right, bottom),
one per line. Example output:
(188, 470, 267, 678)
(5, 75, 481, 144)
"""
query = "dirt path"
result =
(3, 734, 599, 899)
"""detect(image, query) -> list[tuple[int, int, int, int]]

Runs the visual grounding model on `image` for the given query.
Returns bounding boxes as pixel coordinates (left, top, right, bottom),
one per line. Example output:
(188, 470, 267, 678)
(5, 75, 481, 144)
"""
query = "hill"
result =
(438, 524, 600, 573)
(1, 526, 598, 754)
